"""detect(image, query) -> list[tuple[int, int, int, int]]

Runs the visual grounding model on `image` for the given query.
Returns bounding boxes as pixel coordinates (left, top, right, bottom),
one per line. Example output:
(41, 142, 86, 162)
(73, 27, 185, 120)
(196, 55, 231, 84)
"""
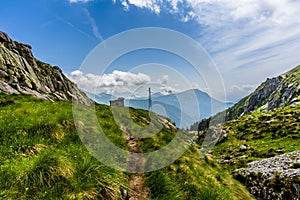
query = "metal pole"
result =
(148, 87, 152, 110)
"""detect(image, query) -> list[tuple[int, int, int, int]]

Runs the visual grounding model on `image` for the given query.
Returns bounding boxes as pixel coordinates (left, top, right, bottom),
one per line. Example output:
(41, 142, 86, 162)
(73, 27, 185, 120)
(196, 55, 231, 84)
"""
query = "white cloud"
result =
(117, 0, 300, 25)
(121, 0, 130, 11)
(159, 85, 178, 95)
(182, 0, 300, 58)
(114, 0, 300, 101)
(114, 0, 300, 58)
(70, 70, 83, 77)
(69, 70, 151, 93)
(120, 0, 161, 13)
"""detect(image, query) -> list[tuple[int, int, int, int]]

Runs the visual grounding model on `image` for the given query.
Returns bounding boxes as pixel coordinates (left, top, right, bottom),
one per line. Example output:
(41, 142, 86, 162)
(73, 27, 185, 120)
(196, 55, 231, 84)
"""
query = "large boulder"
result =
(235, 150, 300, 200)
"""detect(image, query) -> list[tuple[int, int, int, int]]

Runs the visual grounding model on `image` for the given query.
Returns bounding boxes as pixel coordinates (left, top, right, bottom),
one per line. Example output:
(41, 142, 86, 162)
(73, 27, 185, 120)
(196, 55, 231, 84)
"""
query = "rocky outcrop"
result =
(225, 65, 300, 121)
(0, 31, 92, 105)
(235, 150, 300, 200)
(203, 65, 300, 199)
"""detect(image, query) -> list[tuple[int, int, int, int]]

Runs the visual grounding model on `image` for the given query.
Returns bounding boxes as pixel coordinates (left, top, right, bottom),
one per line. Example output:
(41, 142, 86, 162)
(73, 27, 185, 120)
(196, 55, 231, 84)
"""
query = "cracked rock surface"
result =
(0, 31, 92, 105)
(235, 150, 300, 200)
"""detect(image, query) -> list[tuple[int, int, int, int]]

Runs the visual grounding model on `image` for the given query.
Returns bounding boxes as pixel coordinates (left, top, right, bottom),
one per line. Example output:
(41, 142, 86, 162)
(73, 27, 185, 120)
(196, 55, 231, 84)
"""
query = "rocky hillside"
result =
(205, 102, 300, 199)
(194, 65, 300, 199)
(0, 31, 91, 105)
(225, 65, 300, 121)
(235, 150, 300, 200)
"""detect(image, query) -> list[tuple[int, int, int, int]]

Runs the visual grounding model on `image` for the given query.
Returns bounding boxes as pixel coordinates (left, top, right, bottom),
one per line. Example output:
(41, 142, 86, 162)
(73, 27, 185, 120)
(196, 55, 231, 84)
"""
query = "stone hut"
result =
(109, 97, 124, 107)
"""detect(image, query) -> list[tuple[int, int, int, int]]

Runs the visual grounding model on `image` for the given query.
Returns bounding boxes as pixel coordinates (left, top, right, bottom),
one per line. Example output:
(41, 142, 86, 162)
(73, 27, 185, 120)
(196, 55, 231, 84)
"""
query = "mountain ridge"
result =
(91, 88, 232, 128)
(0, 31, 91, 105)
(196, 65, 300, 199)
(224, 65, 300, 121)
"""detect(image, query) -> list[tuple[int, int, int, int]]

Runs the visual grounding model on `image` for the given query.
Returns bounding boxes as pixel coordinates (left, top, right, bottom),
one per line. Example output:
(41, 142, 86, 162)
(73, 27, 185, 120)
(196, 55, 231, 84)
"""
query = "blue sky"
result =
(1, 0, 300, 101)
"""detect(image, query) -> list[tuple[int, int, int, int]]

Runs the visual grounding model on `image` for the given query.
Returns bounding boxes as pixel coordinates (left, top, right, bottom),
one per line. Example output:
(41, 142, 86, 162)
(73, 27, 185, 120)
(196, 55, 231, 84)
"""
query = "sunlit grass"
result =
(210, 103, 300, 171)
(144, 146, 253, 200)
(0, 93, 253, 199)
(0, 93, 128, 199)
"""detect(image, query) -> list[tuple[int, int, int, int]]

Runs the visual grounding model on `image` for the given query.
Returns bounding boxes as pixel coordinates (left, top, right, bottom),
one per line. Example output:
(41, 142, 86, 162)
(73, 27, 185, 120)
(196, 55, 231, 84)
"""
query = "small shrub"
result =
(0, 99, 14, 106)
(22, 152, 74, 188)
(291, 162, 300, 169)
(196, 182, 230, 200)
(145, 171, 183, 200)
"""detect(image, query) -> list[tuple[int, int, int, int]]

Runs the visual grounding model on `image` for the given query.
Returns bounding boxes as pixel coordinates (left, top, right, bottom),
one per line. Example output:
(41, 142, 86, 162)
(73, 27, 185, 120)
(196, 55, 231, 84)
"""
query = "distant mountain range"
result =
(0, 30, 232, 128)
(88, 89, 233, 128)
(1, 29, 299, 199)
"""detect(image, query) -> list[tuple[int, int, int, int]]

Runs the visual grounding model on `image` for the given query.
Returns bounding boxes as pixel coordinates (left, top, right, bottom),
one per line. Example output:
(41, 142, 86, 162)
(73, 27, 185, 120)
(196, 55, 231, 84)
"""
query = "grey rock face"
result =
(225, 66, 300, 121)
(240, 144, 248, 152)
(0, 80, 20, 94)
(0, 31, 92, 105)
(235, 150, 300, 200)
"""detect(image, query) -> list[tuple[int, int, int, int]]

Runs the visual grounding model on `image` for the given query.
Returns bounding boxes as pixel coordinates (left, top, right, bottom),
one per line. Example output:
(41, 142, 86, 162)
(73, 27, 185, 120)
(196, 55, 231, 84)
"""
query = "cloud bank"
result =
(115, 0, 300, 27)
(69, 0, 300, 100)
(69, 70, 151, 94)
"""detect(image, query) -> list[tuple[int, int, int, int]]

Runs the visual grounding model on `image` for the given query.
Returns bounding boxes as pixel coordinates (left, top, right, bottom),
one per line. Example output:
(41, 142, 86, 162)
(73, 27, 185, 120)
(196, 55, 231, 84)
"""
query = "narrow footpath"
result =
(121, 125, 150, 200)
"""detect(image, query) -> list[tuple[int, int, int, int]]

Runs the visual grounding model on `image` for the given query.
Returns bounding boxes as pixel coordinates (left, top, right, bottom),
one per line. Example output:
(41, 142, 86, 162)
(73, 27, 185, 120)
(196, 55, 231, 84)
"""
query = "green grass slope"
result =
(0, 94, 128, 199)
(0, 93, 253, 199)
(144, 147, 253, 200)
(207, 103, 300, 172)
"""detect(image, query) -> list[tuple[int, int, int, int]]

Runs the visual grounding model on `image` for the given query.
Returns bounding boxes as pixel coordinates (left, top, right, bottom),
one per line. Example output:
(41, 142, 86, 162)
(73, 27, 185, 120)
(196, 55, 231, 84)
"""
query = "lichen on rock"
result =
(235, 150, 300, 200)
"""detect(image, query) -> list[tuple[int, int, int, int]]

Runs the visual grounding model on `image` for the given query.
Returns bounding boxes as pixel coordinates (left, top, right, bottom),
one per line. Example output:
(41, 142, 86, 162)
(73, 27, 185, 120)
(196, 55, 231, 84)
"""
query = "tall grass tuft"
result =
(21, 152, 74, 188)
(0, 93, 253, 199)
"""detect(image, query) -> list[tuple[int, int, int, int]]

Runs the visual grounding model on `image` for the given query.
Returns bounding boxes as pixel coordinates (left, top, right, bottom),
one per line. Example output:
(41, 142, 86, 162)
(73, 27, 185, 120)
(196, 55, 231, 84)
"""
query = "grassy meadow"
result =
(207, 103, 300, 171)
(0, 93, 253, 199)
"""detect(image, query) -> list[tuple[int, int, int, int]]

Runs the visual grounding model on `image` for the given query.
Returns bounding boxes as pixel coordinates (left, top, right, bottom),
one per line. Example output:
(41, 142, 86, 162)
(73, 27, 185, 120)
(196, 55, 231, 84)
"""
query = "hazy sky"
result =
(1, 0, 300, 101)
